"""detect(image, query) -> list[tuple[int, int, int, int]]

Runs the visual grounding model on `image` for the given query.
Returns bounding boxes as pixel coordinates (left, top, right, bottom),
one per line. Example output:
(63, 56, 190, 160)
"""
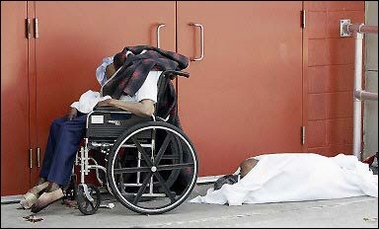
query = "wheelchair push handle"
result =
(162, 70, 190, 80)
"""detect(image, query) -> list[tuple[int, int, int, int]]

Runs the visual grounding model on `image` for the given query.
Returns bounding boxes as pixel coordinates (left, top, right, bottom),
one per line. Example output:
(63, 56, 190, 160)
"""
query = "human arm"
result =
(67, 107, 78, 121)
(97, 98, 155, 118)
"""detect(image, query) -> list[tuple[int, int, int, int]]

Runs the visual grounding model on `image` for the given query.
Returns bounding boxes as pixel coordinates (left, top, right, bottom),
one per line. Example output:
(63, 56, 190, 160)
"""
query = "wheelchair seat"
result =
(86, 107, 152, 141)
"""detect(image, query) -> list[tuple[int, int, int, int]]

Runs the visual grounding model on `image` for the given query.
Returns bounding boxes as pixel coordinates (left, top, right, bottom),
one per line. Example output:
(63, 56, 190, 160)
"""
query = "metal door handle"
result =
(189, 23, 204, 61)
(34, 18, 39, 39)
(29, 148, 33, 169)
(36, 147, 41, 168)
(156, 23, 166, 48)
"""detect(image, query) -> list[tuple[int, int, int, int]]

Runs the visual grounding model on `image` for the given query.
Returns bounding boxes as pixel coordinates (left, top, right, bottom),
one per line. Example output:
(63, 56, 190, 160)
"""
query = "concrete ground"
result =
(1, 184, 378, 228)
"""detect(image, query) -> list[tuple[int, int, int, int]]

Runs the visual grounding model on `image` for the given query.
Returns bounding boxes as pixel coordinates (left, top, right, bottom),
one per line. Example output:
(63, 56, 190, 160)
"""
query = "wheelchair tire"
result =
(76, 183, 101, 215)
(107, 121, 198, 215)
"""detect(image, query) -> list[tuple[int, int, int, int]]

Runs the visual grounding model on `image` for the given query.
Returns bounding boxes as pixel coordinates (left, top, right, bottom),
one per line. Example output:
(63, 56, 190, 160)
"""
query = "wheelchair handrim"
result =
(108, 122, 198, 214)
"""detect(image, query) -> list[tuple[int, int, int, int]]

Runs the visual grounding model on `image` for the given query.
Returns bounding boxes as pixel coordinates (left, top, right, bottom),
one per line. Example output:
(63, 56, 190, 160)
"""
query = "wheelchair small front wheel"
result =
(76, 183, 101, 215)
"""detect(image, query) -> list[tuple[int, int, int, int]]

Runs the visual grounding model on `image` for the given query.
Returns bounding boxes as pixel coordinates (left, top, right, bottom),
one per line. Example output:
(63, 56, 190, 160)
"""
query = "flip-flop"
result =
(30, 188, 64, 213)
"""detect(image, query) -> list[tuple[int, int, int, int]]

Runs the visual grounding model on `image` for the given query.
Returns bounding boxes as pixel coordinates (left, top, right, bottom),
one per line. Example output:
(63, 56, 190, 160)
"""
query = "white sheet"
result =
(190, 153, 378, 205)
(71, 90, 111, 114)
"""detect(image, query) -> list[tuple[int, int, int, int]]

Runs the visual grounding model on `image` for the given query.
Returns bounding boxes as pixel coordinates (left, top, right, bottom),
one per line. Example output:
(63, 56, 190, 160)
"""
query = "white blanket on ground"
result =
(189, 153, 378, 205)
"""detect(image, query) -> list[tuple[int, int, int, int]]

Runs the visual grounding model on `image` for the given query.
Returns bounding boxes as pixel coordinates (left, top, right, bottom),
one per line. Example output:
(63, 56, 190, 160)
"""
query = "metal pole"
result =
(349, 23, 378, 34)
(343, 22, 378, 159)
(352, 31, 364, 159)
(354, 90, 378, 101)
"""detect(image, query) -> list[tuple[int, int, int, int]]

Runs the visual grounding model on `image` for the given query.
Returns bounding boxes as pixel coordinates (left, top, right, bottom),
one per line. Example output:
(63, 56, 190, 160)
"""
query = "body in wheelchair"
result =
(20, 46, 198, 215)
(73, 69, 198, 215)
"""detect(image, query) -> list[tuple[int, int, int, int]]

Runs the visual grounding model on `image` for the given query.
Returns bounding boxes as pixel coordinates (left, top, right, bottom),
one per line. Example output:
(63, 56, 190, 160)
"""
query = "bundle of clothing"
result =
(102, 45, 190, 128)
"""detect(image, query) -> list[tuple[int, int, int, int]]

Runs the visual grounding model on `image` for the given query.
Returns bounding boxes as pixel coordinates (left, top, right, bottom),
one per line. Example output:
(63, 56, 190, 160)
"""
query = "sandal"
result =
(19, 182, 49, 209)
(31, 188, 64, 213)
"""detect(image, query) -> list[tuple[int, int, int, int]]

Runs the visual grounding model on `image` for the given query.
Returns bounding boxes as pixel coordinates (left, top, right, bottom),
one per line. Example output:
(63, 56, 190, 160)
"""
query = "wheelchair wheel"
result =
(107, 121, 198, 215)
(76, 183, 101, 215)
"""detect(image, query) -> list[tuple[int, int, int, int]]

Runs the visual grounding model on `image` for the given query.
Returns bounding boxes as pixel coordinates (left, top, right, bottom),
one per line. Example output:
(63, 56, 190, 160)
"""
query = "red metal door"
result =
(1, 1, 31, 195)
(177, 1, 304, 176)
(31, 1, 176, 186)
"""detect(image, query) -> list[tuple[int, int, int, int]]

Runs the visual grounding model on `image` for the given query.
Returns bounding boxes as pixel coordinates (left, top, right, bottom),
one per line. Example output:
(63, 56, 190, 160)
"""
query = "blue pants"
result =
(39, 114, 86, 186)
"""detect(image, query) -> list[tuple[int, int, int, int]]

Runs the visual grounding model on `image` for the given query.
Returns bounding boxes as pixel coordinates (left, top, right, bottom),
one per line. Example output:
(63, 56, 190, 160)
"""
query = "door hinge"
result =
(302, 10, 306, 29)
(25, 18, 31, 39)
(301, 126, 306, 145)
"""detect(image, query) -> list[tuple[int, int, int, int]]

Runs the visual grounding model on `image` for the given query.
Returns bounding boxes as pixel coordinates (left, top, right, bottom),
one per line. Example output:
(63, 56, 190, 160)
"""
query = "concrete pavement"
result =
(1, 183, 378, 228)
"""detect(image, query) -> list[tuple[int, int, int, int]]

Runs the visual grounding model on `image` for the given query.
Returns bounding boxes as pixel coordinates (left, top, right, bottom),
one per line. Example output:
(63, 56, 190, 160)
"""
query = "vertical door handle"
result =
(189, 23, 204, 61)
(156, 23, 166, 48)
(33, 18, 39, 39)
(25, 18, 31, 39)
(36, 147, 41, 168)
(29, 148, 33, 169)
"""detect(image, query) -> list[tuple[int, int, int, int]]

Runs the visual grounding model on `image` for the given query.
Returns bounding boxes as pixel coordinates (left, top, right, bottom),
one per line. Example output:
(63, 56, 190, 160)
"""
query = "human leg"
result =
(19, 116, 68, 209)
(45, 114, 87, 186)
(39, 116, 69, 180)
(31, 115, 87, 213)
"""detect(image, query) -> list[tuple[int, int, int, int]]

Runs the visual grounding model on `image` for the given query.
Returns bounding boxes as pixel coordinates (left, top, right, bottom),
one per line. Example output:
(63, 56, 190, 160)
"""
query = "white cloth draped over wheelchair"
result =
(189, 153, 378, 205)
(70, 90, 111, 114)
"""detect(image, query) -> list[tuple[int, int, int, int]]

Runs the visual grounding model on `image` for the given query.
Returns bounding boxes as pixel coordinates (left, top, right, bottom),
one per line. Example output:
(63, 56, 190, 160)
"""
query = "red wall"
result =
(305, 1, 365, 157)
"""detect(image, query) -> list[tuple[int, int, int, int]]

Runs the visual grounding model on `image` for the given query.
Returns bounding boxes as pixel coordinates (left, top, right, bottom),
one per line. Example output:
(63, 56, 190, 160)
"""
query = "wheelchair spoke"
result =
(132, 171, 153, 204)
(114, 166, 151, 174)
(154, 133, 174, 164)
(131, 136, 153, 167)
(153, 172, 176, 202)
(156, 162, 194, 171)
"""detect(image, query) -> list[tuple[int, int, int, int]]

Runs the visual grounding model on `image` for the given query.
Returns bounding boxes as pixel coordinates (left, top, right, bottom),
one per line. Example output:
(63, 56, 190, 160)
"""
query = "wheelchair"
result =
(68, 70, 198, 215)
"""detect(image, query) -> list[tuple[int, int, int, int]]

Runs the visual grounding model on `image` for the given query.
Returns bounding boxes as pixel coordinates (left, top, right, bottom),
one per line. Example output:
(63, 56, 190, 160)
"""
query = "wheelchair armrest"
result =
(162, 70, 190, 80)
(93, 106, 131, 114)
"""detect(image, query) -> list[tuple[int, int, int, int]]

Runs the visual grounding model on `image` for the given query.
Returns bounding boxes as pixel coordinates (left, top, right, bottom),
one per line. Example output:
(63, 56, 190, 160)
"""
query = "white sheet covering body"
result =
(190, 153, 378, 205)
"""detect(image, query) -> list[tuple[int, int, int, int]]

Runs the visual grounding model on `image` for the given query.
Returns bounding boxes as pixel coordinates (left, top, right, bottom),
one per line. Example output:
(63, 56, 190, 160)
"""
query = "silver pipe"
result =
(348, 23, 378, 34)
(349, 22, 378, 159)
(354, 90, 378, 101)
(352, 32, 364, 159)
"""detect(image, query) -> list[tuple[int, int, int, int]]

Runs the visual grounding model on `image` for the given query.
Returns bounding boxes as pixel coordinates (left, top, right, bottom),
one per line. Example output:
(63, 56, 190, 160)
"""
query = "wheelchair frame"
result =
(70, 70, 198, 215)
